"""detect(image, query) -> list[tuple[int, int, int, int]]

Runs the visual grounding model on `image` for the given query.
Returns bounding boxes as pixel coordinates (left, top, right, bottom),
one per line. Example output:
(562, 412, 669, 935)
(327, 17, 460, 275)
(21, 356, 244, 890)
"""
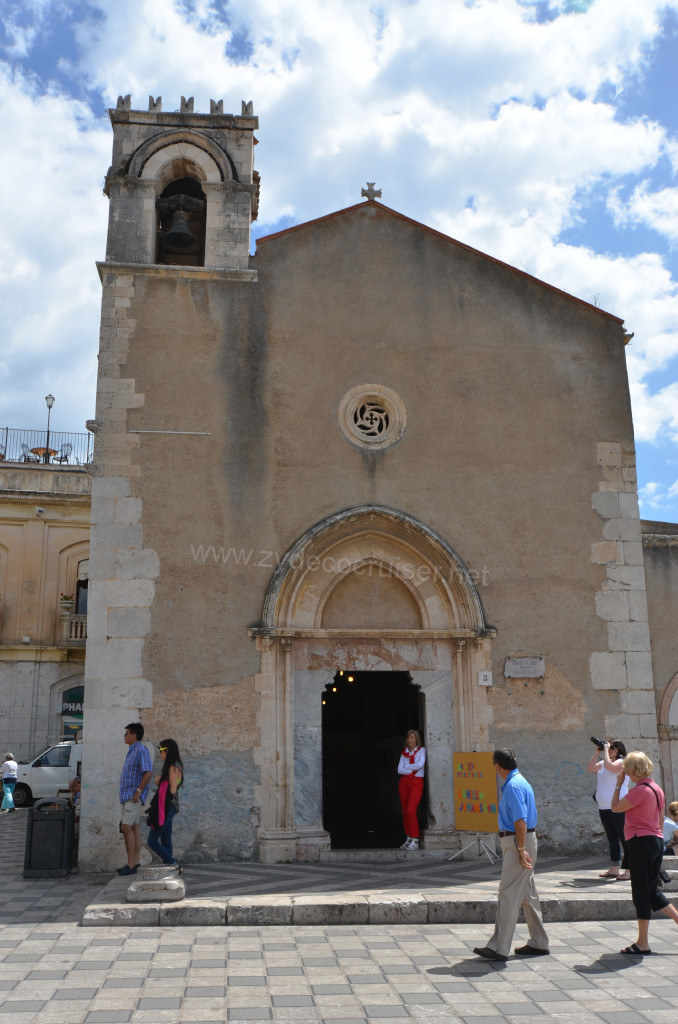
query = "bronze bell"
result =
(157, 192, 205, 251)
(164, 209, 195, 249)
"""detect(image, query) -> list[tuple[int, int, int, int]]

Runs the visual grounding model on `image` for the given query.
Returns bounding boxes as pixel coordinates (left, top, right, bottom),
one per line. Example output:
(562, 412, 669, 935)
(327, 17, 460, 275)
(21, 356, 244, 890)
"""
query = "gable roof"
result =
(256, 200, 625, 325)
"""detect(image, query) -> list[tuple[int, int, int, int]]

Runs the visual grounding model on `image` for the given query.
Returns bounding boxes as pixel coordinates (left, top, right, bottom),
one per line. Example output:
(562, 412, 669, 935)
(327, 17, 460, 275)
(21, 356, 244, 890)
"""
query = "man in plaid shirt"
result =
(118, 722, 153, 876)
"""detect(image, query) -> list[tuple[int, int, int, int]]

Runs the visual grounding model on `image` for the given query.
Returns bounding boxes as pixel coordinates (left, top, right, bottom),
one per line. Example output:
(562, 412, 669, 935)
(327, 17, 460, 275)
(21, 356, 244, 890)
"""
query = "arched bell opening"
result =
(156, 176, 206, 266)
(321, 669, 426, 849)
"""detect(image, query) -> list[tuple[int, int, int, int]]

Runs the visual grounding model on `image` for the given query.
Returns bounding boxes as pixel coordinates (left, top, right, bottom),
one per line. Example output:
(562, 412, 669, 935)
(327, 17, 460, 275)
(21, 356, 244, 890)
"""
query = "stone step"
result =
(319, 848, 459, 863)
(82, 890, 651, 928)
(80, 855, 678, 928)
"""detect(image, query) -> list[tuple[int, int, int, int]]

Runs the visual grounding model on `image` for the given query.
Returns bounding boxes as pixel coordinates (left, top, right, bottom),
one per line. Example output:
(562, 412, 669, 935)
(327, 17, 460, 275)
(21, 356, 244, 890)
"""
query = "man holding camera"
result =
(473, 749, 549, 962)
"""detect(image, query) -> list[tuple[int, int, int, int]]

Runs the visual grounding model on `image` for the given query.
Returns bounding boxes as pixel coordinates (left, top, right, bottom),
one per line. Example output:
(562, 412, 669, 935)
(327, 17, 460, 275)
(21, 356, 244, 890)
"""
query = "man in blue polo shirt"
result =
(118, 722, 153, 876)
(473, 748, 549, 962)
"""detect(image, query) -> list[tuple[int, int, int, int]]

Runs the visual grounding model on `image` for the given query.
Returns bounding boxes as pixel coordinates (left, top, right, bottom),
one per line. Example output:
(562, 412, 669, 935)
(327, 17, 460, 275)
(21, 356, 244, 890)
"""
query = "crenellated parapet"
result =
(104, 94, 259, 270)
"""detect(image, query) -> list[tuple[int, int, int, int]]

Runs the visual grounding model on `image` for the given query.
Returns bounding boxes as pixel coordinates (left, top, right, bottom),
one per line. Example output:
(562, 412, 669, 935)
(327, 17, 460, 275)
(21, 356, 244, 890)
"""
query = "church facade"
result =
(79, 97, 664, 870)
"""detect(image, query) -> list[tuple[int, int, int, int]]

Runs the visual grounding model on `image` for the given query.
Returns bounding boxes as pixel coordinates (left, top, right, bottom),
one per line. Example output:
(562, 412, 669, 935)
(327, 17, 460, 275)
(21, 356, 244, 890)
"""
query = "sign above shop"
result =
(62, 684, 84, 715)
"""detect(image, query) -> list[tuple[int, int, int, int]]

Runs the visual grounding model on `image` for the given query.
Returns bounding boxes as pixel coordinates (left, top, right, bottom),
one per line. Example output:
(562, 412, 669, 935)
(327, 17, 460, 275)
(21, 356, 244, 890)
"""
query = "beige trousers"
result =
(487, 831, 549, 957)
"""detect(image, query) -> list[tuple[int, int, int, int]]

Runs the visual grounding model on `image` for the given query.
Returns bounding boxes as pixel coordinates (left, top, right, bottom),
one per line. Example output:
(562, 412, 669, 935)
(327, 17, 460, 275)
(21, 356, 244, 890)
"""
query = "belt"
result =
(498, 828, 536, 838)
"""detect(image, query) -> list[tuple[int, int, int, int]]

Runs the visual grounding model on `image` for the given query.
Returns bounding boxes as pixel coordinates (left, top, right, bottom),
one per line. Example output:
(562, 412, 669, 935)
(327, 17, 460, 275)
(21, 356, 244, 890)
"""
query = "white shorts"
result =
(120, 799, 145, 826)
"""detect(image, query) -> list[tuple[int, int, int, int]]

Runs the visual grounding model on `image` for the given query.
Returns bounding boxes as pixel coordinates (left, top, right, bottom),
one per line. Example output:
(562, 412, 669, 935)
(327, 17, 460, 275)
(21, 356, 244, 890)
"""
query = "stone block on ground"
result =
(126, 877, 185, 903)
(292, 893, 369, 925)
(367, 895, 428, 924)
(227, 895, 293, 925)
(159, 900, 226, 926)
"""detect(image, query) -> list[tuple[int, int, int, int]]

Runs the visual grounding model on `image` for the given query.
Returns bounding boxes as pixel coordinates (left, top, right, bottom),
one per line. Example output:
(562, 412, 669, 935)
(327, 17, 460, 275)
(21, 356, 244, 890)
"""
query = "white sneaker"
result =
(400, 838, 411, 849)
(407, 838, 419, 850)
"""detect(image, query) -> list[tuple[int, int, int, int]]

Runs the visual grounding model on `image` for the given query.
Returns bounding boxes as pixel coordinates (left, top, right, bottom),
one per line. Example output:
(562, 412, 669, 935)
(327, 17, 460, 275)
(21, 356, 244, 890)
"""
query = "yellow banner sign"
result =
(454, 751, 499, 832)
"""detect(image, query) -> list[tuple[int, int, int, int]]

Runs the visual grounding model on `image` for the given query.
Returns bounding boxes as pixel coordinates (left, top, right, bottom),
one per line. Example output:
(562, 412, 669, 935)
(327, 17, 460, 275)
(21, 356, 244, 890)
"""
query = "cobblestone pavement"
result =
(2, 810, 678, 1023)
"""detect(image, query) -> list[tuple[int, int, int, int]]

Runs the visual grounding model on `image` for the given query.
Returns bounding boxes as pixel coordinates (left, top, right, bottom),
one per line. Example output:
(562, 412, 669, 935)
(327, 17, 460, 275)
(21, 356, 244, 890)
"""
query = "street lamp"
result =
(44, 394, 55, 464)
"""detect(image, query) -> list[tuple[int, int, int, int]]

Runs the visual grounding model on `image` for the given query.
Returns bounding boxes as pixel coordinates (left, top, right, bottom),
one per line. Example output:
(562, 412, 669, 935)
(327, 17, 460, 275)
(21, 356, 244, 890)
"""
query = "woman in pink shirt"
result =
(611, 750, 678, 954)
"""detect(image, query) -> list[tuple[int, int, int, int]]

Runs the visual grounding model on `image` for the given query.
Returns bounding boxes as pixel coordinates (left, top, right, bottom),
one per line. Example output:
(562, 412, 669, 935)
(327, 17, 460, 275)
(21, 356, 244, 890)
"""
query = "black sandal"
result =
(620, 943, 652, 955)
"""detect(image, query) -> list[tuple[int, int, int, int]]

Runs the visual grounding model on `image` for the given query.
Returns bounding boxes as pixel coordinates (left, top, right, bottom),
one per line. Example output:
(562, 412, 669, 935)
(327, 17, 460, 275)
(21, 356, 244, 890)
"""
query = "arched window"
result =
(75, 558, 88, 615)
(156, 176, 206, 266)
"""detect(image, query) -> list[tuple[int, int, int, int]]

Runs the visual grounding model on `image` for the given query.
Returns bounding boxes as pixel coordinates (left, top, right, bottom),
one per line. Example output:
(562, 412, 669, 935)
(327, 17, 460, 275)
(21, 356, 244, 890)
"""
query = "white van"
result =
(13, 741, 83, 807)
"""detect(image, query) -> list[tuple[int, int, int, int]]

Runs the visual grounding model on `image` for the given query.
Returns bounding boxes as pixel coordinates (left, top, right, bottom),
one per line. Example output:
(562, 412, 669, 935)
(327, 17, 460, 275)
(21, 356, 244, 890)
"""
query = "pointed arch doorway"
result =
(322, 670, 425, 848)
(251, 506, 496, 863)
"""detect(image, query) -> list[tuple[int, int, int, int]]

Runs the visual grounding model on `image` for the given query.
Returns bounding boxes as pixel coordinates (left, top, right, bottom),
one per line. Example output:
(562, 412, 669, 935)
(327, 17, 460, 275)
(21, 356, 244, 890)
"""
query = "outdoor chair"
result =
(20, 444, 39, 463)
(53, 442, 73, 464)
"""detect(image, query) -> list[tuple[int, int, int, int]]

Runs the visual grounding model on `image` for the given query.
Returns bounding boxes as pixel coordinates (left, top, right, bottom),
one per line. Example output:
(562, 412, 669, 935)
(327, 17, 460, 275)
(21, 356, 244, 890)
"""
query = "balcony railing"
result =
(0, 428, 94, 466)
(57, 613, 87, 649)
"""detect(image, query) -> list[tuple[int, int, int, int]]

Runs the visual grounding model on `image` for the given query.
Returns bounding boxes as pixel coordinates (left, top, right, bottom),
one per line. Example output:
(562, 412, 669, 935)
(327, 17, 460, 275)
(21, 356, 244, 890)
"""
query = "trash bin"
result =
(23, 797, 75, 878)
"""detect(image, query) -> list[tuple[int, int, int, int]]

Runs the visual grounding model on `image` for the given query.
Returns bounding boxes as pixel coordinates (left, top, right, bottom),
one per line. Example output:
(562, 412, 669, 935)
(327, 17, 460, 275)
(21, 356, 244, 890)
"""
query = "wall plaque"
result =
(504, 657, 546, 679)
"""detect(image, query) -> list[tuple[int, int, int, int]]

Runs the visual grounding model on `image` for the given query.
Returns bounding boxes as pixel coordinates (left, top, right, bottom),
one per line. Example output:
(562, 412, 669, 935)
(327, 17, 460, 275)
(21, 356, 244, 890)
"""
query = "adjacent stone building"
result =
(643, 521, 678, 800)
(78, 95, 675, 870)
(0, 462, 90, 759)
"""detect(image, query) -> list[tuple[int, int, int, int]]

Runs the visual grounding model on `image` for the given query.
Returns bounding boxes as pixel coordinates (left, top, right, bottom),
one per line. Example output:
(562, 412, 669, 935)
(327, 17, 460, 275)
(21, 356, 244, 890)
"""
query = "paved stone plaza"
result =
(2, 810, 678, 1023)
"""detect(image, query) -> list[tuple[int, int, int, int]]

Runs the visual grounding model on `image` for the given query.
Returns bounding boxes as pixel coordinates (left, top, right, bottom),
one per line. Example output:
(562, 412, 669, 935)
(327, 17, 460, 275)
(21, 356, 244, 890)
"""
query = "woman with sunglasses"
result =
(587, 739, 629, 879)
(146, 738, 183, 868)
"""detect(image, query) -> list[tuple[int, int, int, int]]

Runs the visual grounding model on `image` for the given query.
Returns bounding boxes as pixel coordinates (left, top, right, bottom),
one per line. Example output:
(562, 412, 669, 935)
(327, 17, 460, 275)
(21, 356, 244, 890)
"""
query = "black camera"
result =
(591, 736, 605, 750)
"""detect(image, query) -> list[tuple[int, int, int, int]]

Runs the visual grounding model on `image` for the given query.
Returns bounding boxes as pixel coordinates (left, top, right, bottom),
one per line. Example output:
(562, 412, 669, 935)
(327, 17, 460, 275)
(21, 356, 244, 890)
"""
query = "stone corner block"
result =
(594, 591, 629, 622)
(115, 548, 161, 580)
(590, 652, 626, 690)
(625, 652, 654, 689)
(596, 442, 622, 467)
(91, 476, 131, 499)
(620, 690, 658, 716)
(591, 491, 620, 520)
(591, 541, 622, 565)
(604, 714, 638, 738)
(107, 606, 152, 638)
(619, 491, 640, 519)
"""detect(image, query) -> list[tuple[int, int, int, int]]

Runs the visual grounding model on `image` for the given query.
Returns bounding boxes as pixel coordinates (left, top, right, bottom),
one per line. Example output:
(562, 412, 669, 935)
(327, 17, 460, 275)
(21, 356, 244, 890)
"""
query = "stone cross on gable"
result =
(361, 182, 382, 201)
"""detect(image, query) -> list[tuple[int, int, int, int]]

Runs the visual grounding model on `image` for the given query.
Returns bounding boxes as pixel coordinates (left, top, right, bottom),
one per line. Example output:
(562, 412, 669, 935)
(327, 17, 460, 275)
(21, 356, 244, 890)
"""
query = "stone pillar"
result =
(203, 182, 254, 269)
(590, 441, 658, 762)
(254, 638, 299, 863)
(78, 268, 159, 872)
(294, 669, 332, 860)
(105, 178, 158, 265)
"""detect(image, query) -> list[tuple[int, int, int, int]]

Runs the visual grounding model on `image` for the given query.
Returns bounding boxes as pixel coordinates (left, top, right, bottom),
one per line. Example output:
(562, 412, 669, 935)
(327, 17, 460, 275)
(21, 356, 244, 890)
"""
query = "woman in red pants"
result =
(398, 729, 426, 850)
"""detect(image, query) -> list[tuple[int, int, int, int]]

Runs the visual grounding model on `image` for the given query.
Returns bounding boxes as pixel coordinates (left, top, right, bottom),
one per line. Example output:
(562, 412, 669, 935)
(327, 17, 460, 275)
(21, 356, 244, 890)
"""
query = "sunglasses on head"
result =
(159, 746, 167, 752)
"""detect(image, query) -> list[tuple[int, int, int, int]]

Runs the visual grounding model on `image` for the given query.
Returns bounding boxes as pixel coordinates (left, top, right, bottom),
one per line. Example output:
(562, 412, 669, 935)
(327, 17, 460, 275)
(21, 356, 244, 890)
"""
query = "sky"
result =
(0, 0, 677, 519)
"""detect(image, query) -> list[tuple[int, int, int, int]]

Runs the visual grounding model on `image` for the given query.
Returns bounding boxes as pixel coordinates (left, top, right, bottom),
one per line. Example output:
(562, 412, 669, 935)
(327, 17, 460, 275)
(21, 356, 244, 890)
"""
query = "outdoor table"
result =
(30, 447, 57, 464)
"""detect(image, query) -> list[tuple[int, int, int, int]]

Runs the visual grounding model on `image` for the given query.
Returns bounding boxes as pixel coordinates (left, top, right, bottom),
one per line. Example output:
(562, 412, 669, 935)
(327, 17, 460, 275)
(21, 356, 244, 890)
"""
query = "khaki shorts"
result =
(120, 799, 145, 827)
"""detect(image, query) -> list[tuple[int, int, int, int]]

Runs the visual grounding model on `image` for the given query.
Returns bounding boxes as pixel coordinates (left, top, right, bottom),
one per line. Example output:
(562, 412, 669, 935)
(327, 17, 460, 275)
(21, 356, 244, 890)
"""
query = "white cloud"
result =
(1, 0, 678, 486)
(610, 183, 678, 245)
(638, 477, 678, 519)
(631, 381, 678, 445)
(0, 63, 109, 429)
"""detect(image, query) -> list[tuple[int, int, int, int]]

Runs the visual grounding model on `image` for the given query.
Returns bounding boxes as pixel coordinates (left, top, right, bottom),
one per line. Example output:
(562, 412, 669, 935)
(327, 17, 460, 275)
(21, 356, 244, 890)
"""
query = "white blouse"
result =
(398, 746, 426, 778)
(596, 762, 628, 809)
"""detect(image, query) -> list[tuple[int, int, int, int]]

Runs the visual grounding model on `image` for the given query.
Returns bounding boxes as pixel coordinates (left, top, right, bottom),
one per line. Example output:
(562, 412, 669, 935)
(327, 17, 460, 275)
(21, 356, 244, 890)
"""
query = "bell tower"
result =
(80, 94, 260, 872)
(104, 94, 259, 269)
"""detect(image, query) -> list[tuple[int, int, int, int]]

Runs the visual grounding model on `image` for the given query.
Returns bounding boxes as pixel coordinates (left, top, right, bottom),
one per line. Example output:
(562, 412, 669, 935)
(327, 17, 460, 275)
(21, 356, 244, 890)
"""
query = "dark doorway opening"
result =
(321, 670, 426, 849)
